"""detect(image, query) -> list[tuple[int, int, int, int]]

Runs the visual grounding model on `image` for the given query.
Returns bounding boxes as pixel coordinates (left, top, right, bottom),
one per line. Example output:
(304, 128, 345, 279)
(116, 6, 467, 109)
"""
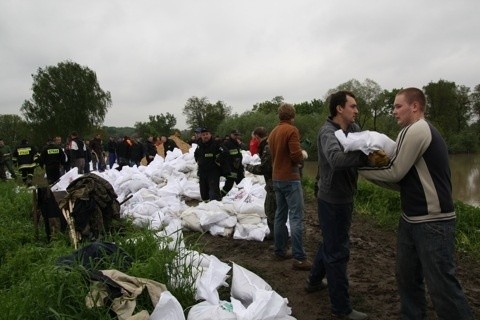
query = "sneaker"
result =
(334, 309, 368, 320)
(292, 258, 312, 270)
(305, 278, 328, 293)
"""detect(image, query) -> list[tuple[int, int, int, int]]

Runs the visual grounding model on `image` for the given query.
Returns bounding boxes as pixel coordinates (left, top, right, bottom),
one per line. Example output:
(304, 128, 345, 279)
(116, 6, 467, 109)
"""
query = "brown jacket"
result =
(268, 120, 304, 181)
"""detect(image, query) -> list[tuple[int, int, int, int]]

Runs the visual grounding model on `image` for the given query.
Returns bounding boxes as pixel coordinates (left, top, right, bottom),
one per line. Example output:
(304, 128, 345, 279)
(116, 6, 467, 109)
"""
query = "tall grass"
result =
(0, 181, 201, 319)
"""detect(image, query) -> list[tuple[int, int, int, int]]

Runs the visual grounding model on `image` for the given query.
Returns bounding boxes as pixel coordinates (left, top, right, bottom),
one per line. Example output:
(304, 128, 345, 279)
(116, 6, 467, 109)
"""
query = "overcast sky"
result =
(1, 0, 479, 130)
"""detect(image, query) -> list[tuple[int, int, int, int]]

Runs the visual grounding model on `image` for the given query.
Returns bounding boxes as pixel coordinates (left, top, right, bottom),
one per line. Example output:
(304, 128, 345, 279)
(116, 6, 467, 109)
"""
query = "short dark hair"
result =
(328, 91, 356, 117)
(253, 127, 267, 139)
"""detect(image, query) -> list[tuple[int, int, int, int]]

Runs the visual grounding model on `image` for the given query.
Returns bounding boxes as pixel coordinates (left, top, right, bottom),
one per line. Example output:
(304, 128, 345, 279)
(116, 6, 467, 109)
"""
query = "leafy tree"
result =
(294, 99, 324, 115)
(326, 79, 382, 129)
(0, 114, 30, 146)
(423, 80, 470, 138)
(251, 96, 284, 114)
(134, 113, 177, 138)
(182, 96, 231, 133)
(20, 60, 112, 145)
(103, 126, 136, 139)
(370, 88, 401, 136)
(470, 84, 480, 122)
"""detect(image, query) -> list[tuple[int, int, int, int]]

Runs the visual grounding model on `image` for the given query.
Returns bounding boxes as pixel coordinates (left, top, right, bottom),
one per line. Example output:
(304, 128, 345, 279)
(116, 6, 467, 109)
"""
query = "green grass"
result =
(0, 179, 202, 319)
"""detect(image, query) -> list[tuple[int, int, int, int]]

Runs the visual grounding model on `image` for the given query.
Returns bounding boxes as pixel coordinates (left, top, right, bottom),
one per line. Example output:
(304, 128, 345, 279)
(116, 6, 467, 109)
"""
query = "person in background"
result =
(130, 138, 145, 167)
(54, 136, 68, 176)
(189, 128, 202, 145)
(116, 136, 132, 171)
(221, 130, 245, 197)
(249, 130, 260, 156)
(160, 135, 178, 157)
(268, 103, 310, 270)
(39, 137, 67, 185)
(0, 138, 17, 179)
(90, 134, 106, 172)
(13, 138, 38, 185)
(69, 131, 86, 174)
(107, 136, 117, 169)
(307, 91, 371, 320)
(359, 87, 473, 319)
(144, 135, 157, 165)
(245, 127, 276, 239)
(83, 139, 91, 173)
(194, 128, 229, 202)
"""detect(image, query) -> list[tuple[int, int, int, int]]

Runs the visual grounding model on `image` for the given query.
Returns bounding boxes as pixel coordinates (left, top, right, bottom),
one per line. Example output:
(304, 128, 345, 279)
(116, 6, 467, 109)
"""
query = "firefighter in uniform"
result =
(13, 139, 39, 185)
(221, 129, 245, 197)
(39, 138, 67, 185)
(194, 128, 229, 202)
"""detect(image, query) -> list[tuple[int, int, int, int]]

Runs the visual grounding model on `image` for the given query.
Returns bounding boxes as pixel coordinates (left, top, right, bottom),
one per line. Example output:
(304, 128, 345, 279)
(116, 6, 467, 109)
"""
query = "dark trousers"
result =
(45, 165, 61, 185)
(221, 170, 244, 196)
(19, 167, 35, 184)
(309, 199, 353, 315)
(199, 171, 221, 201)
(108, 152, 116, 169)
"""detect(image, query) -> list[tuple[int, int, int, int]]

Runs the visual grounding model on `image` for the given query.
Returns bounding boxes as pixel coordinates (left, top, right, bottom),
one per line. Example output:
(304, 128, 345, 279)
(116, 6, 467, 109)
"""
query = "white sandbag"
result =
(180, 208, 203, 232)
(51, 167, 79, 191)
(233, 223, 268, 242)
(187, 301, 236, 320)
(236, 213, 263, 225)
(199, 210, 231, 227)
(195, 255, 231, 305)
(230, 262, 271, 306)
(150, 291, 185, 320)
(231, 289, 294, 320)
(334, 129, 396, 158)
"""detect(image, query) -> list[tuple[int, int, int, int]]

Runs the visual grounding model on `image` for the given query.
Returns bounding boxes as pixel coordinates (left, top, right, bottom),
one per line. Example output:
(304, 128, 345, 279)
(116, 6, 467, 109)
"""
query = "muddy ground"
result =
(191, 198, 480, 320)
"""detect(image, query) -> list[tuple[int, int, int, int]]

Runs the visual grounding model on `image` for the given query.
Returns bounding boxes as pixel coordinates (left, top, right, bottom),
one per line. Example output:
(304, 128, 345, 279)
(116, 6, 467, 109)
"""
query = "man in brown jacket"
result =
(268, 103, 311, 270)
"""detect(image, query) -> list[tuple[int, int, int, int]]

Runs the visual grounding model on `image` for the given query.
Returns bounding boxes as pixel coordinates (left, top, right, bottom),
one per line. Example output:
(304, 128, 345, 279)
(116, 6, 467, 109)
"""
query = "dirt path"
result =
(193, 198, 480, 320)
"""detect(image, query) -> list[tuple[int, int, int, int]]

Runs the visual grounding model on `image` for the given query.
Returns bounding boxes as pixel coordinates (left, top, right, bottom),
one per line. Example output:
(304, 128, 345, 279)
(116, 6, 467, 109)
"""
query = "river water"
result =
(302, 154, 480, 207)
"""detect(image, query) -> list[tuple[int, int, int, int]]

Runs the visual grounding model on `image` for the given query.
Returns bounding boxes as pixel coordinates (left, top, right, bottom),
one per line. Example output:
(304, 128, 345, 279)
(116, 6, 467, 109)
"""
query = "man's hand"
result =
(368, 150, 390, 167)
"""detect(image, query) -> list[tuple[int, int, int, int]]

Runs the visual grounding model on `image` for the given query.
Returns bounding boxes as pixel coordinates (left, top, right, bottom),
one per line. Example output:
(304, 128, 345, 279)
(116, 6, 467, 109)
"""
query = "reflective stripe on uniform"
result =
(229, 149, 240, 155)
(17, 147, 31, 156)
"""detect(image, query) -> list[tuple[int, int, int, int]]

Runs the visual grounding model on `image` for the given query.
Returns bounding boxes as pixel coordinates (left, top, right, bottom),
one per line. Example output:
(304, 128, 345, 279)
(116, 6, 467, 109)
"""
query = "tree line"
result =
(1, 60, 479, 159)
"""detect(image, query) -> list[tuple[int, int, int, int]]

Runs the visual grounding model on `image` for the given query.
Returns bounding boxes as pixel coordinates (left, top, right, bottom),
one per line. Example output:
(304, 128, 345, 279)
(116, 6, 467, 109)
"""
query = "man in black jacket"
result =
(160, 135, 178, 157)
(221, 129, 245, 197)
(144, 136, 157, 165)
(194, 128, 229, 202)
(13, 139, 38, 185)
(39, 138, 67, 184)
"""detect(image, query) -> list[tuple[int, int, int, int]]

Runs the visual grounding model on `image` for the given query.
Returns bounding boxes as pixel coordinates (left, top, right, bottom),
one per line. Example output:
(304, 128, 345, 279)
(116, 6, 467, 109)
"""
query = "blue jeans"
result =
(396, 218, 473, 320)
(273, 180, 306, 260)
(309, 199, 353, 315)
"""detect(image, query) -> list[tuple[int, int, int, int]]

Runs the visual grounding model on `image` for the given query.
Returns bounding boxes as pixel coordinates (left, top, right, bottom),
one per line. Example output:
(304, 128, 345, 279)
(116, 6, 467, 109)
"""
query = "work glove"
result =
(368, 150, 390, 167)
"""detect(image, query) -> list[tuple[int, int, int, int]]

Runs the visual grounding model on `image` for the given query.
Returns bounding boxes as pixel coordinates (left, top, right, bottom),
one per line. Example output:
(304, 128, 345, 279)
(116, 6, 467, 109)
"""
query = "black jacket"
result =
(39, 143, 67, 168)
(194, 138, 229, 176)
